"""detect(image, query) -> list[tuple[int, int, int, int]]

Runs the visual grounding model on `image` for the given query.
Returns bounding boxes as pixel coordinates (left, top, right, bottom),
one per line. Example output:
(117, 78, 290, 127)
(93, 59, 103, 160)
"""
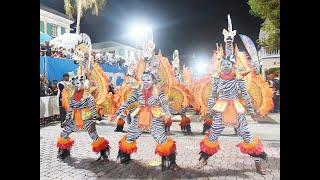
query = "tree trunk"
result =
(76, 0, 82, 34)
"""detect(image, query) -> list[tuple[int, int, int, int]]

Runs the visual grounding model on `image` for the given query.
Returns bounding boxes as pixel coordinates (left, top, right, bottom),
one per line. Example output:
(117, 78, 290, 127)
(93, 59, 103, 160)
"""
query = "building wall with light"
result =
(40, 4, 74, 38)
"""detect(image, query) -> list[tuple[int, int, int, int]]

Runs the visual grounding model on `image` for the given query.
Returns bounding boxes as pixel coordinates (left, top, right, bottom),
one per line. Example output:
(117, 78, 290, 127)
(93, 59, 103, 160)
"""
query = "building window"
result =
(47, 23, 52, 36)
(61, 27, 65, 35)
(119, 49, 124, 57)
(124, 49, 128, 58)
(47, 23, 58, 37)
(52, 25, 58, 37)
(40, 21, 44, 33)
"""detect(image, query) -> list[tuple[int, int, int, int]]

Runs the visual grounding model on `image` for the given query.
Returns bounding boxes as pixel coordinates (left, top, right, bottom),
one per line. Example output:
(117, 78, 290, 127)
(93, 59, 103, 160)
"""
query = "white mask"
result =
(72, 76, 84, 91)
(141, 73, 153, 89)
(221, 60, 233, 73)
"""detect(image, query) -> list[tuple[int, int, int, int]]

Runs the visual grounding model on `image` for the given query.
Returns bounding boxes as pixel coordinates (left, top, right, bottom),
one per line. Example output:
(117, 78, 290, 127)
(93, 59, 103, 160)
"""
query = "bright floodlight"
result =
(195, 61, 207, 74)
(129, 23, 152, 41)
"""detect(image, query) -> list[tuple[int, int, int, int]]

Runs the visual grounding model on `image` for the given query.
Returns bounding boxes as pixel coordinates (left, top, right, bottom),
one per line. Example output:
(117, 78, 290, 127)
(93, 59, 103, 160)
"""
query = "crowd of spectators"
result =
(40, 75, 58, 97)
(40, 41, 127, 67)
(40, 41, 72, 59)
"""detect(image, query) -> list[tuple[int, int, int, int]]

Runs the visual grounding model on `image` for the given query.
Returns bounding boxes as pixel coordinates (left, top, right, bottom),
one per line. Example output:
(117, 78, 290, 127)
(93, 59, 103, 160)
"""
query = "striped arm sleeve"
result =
(65, 107, 73, 121)
(238, 79, 255, 113)
(158, 91, 171, 115)
(207, 78, 219, 110)
(115, 90, 138, 116)
(87, 95, 98, 118)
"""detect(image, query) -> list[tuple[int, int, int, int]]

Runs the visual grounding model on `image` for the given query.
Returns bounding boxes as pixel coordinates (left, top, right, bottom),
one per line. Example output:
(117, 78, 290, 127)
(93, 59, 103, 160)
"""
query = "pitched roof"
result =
(92, 41, 138, 50)
(40, 3, 74, 21)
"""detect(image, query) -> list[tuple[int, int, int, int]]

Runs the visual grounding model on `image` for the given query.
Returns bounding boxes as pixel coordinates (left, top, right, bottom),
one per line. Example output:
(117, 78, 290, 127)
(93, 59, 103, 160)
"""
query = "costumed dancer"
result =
(196, 56, 267, 174)
(114, 117, 126, 132)
(202, 116, 213, 135)
(114, 109, 134, 132)
(179, 109, 192, 135)
(196, 15, 268, 175)
(113, 72, 179, 171)
(114, 63, 139, 132)
(57, 75, 110, 161)
(113, 28, 179, 171)
(56, 33, 110, 161)
(164, 116, 173, 133)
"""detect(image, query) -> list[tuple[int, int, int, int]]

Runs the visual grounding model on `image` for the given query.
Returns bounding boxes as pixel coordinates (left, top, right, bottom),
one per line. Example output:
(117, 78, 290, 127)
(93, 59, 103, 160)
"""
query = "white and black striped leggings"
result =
(208, 113, 253, 143)
(125, 117, 167, 144)
(60, 118, 99, 141)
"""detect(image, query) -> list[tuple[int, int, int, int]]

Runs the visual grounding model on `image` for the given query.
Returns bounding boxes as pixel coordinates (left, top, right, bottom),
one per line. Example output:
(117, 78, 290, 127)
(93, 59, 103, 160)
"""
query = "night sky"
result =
(40, 0, 263, 66)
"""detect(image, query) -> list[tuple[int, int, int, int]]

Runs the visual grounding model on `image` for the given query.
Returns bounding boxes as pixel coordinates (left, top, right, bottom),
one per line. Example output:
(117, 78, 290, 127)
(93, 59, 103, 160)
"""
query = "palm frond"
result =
(92, 2, 99, 16)
(64, 0, 74, 18)
(64, 0, 107, 18)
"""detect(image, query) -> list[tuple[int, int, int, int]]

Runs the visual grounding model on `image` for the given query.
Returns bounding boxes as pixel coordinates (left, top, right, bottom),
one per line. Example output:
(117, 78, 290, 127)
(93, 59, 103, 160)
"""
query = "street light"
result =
(129, 23, 153, 47)
(195, 61, 207, 75)
(191, 54, 210, 77)
(130, 25, 151, 39)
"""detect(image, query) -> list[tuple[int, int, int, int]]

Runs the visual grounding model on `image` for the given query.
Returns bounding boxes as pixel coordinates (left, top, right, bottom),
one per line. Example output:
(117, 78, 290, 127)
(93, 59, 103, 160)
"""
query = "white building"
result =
(40, 3, 74, 37)
(258, 30, 280, 80)
(92, 41, 142, 65)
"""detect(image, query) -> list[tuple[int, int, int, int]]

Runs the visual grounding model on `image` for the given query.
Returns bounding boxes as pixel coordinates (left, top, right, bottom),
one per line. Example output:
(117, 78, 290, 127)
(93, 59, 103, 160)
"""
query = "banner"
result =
(40, 96, 60, 118)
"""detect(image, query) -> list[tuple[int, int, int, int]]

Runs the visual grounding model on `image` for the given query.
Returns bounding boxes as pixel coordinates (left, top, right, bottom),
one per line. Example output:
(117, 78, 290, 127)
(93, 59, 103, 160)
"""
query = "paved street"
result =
(40, 114, 280, 179)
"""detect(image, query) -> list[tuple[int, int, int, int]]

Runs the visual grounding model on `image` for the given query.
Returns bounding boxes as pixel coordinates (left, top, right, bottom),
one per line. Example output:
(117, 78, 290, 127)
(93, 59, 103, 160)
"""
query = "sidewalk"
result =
(266, 113, 280, 123)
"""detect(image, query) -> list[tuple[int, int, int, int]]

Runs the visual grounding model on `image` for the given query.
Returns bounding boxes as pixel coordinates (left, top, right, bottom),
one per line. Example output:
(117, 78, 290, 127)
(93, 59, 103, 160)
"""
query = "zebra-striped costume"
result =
(168, 106, 175, 114)
(60, 94, 99, 140)
(57, 90, 110, 161)
(206, 77, 254, 143)
(115, 88, 171, 144)
(199, 76, 267, 165)
(197, 14, 267, 174)
(116, 86, 178, 170)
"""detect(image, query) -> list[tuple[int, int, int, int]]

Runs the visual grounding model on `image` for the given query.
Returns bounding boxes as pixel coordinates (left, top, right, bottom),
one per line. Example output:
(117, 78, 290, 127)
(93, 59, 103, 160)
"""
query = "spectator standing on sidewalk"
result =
(57, 74, 69, 124)
(268, 74, 276, 113)
(40, 75, 52, 96)
(51, 80, 58, 95)
(273, 73, 280, 113)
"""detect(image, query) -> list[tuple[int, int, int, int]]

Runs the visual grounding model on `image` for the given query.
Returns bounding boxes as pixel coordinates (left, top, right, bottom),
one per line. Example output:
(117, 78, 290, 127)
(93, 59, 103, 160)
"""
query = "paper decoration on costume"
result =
(172, 49, 180, 69)
(239, 34, 260, 73)
(142, 27, 155, 59)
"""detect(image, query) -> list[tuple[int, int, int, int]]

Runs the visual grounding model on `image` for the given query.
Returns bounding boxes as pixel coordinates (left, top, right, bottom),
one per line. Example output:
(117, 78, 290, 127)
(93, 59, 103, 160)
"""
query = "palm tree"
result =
(64, 0, 107, 34)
